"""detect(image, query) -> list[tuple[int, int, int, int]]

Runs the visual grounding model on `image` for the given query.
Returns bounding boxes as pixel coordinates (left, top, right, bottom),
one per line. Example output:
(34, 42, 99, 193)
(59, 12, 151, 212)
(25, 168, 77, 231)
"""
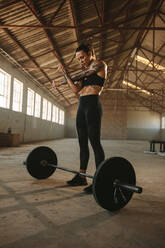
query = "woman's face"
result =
(76, 50, 91, 68)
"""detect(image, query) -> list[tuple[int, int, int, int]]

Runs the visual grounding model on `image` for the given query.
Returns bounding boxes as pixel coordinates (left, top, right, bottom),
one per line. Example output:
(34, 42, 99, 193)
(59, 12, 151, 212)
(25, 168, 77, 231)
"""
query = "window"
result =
(42, 98, 47, 120)
(34, 93, 41, 118)
(135, 55, 165, 74)
(59, 109, 65, 125)
(52, 105, 59, 123)
(42, 99, 52, 121)
(0, 68, 11, 109)
(12, 78, 23, 112)
(27, 88, 34, 116)
(162, 117, 165, 129)
(47, 101, 52, 121)
(122, 80, 151, 95)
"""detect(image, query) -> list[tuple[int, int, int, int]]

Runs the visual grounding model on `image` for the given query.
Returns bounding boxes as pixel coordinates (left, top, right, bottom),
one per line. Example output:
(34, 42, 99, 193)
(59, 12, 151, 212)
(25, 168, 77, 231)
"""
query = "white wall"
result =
(0, 54, 65, 143)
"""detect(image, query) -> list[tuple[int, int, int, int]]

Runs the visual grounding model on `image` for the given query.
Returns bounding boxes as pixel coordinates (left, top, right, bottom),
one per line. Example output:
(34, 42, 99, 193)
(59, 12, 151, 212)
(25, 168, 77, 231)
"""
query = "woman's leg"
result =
(83, 98, 105, 193)
(66, 104, 89, 186)
(86, 100, 105, 169)
(76, 105, 89, 171)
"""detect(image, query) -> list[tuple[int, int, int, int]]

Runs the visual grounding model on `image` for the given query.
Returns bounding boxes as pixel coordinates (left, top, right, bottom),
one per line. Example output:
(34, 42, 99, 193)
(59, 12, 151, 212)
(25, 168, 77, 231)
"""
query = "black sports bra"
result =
(81, 73, 105, 88)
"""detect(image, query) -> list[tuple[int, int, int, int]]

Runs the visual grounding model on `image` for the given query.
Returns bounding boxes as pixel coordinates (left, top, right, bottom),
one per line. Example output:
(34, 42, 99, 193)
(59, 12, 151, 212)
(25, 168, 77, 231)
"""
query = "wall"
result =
(100, 92, 127, 139)
(1, 54, 162, 142)
(65, 104, 77, 138)
(160, 113, 165, 140)
(127, 110, 160, 140)
(0, 54, 65, 143)
(160, 129, 165, 140)
(65, 92, 162, 141)
(65, 92, 127, 140)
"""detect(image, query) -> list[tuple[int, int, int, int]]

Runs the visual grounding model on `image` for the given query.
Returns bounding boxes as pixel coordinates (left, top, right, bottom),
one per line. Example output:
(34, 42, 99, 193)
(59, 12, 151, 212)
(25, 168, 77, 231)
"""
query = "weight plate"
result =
(26, 146, 57, 179)
(93, 157, 136, 211)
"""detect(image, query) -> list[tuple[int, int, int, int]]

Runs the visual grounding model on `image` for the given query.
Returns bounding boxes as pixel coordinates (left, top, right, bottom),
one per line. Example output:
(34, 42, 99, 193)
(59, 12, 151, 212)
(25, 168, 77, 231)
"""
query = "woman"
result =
(59, 43, 107, 193)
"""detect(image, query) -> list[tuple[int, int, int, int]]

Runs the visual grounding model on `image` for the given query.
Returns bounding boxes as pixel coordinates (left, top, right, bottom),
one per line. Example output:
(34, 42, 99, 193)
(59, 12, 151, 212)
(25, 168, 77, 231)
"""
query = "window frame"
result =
(42, 98, 47, 120)
(52, 105, 59, 123)
(59, 109, 65, 125)
(34, 93, 41, 118)
(162, 117, 165, 129)
(12, 78, 23, 112)
(47, 101, 52, 121)
(27, 88, 35, 116)
(0, 68, 11, 109)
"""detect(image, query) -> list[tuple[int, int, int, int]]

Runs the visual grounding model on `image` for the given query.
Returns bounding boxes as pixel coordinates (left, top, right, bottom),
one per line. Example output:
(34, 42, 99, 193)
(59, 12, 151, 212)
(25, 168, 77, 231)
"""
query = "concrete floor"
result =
(0, 139, 164, 248)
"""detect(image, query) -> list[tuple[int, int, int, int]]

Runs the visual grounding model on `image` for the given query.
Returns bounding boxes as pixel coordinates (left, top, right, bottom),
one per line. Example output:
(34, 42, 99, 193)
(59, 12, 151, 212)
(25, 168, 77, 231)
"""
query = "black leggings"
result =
(76, 95, 105, 171)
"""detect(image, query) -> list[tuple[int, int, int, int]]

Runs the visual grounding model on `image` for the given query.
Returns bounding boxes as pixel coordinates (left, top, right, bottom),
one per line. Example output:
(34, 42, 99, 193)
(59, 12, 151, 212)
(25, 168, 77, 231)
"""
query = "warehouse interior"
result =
(0, 0, 165, 248)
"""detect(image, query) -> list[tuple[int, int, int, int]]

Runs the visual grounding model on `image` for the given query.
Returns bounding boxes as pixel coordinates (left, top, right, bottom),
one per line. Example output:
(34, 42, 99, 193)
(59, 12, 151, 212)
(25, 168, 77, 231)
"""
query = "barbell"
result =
(24, 146, 143, 212)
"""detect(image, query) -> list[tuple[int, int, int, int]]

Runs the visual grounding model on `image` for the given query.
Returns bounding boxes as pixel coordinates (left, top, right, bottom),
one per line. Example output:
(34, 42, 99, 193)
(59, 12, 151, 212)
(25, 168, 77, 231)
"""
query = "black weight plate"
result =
(93, 157, 136, 211)
(26, 146, 57, 179)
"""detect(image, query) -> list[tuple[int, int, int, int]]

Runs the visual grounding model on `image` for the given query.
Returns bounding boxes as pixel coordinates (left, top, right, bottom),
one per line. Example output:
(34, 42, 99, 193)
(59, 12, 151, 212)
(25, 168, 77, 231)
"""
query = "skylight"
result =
(122, 80, 151, 95)
(135, 55, 165, 72)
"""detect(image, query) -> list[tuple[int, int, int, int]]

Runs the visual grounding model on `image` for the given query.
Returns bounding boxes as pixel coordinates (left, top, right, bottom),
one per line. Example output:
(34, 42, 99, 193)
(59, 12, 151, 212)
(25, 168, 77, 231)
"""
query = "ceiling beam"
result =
(140, 46, 165, 59)
(1, 24, 165, 31)
(107, 0, 138, 86)
(110, 0, 162, 89)
(49, 0, 66, 24)
(68, 0, 80, 44)
(140, 47, 165, 83)
(22, 0, 71, 106)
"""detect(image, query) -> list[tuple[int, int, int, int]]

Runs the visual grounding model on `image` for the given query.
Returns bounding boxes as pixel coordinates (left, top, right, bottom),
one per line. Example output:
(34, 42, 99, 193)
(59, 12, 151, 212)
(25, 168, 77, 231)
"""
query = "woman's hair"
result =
(76, 43, 91, 54)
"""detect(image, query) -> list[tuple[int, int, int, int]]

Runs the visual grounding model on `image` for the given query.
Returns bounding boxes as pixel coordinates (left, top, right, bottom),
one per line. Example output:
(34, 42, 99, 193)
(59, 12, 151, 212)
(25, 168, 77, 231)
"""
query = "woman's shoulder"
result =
(89, 59, 107, 71)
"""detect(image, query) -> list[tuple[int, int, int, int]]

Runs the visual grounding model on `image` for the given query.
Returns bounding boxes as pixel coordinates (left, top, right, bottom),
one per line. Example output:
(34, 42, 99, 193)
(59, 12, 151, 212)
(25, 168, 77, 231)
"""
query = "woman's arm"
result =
(71, 60, 105, 81)
(61, 60, 106, 86)
(62, 70, 82, 94)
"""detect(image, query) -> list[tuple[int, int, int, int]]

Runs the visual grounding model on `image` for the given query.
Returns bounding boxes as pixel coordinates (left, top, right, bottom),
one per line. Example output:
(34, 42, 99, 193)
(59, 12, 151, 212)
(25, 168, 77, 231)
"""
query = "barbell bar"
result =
(24, 146, 143, 211)
(40, 160, 93, 179)
(40, 161, 142, 194)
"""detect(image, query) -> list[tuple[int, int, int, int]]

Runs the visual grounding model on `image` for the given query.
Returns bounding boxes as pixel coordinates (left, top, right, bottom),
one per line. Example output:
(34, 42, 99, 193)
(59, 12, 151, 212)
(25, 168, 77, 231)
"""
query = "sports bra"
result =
(81, 73, 105, 88)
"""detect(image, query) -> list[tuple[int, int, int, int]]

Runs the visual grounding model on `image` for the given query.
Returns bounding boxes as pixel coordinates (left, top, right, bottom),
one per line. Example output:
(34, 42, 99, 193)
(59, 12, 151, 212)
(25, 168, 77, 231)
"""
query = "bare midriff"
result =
(79, 85, 103, 96)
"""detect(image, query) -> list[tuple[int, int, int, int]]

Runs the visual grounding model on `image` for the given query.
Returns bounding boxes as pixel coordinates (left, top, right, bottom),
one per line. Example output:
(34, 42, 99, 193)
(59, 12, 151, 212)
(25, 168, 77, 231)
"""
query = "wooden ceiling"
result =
(0, 0, 164, 113)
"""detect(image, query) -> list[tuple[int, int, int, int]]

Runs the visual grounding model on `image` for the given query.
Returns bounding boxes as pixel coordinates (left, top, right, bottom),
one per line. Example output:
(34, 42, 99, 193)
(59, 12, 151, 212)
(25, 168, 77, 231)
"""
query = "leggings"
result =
(76, 95, 105, 171)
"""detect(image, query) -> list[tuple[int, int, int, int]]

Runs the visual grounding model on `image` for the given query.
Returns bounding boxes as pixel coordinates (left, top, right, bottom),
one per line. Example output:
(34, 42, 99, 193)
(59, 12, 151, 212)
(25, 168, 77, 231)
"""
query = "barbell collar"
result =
(113, 180, 142, 194)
